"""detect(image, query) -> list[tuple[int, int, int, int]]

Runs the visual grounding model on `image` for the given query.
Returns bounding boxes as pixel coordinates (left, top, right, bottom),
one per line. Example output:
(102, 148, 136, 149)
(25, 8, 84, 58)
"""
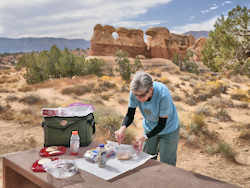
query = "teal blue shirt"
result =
(129, 81, 179, 135)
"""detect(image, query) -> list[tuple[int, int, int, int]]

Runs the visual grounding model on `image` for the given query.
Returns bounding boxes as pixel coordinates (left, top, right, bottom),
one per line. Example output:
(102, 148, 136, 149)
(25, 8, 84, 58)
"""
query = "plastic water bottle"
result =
(98, 144, 106, 167)
(70, 131, 80, 155)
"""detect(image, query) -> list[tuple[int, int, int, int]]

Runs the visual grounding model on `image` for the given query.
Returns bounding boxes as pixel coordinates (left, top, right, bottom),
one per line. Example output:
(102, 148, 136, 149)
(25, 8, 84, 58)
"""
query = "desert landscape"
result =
(0, 53, 250, 188)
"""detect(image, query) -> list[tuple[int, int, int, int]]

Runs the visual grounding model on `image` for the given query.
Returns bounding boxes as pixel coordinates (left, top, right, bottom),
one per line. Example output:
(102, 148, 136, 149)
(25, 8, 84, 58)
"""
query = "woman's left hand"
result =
(132, 136, 146, 154)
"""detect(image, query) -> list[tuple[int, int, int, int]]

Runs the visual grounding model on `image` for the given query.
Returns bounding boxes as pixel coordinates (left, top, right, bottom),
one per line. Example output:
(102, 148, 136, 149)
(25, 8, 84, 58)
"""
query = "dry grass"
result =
(61, 82, 94, 96)
(5, 95, 19, 102)
(117, 97, 128, 104)
(207, 97, 234, 109)
(180, 75, 190, 81)
(195, 105, 211, 116)
(175, 104, 184, 111)
(18, 85, 34, 92)
(205, 141, 237, 159)
(183, 94, 197, 106)
(214, 107, 232, 122)
(172, 93, 181, 101)
(160, 77, 171, 84)
(19, 93, 45, 105)
(189, 114, 205, 132)
(235, 102, 249, 109)
(230, 89, 250, 102)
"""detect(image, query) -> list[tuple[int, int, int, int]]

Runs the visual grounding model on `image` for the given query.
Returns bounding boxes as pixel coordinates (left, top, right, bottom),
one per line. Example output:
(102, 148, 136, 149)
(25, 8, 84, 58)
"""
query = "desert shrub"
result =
(120, 81, 130, 93)
(40, 103, 60, 108)
(235, 102, 249, 109)
(214, 107, 232, 121)
(0, 88, 10, 93)
(181, 81, 185, 85)
(207, 97, 234, 109)
(117, 97, 127, 104)
(91, 95, 104, 104)
(172, 53, 180, 66)
(1, 109, 15, 120)
(239, 124, 250, 139)
(230, 89, 250, 102)
(93, 84, 101, 93)
(61, 87, 75, 95)
(195, 105, 211, 116)
(205, 141, 237, 159)
(114, 49, 142, 80)
(175, 83, 180, 88)
(19, 93, 44, 105)
(218, 141, 237, 159)
(5, 95, 19, 101)
(230, 75, 249, 83)
(189, 73, 199, 80)
(61, 83, 93, 96)
(172, 93, 181, 101)
(199, 76, 206, 81)
(175, 104, 184, 111)
(180, 75, 189, 81)
(100, 94, 110, 101)
(183, 94, 197, 106)
(191, 114, 205, 131)
(160, 77, 170, 84)
(204, 73, 212, 80)
(205, 144, 220, 155)
(166, 84, 175, 92)
(196, 92, 208, 102)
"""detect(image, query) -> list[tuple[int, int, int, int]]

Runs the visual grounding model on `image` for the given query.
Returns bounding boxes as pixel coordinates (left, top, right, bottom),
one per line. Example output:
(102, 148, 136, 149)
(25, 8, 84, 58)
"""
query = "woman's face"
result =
(133, 87, 153, 102)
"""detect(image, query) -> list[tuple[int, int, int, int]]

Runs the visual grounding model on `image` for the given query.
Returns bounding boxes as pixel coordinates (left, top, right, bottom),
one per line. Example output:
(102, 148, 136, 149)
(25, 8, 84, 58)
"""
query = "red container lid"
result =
(72, 131, 78, 135)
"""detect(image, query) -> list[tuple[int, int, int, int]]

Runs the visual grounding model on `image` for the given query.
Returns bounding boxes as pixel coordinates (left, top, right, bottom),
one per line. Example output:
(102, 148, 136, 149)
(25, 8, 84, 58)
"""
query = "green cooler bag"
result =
(42, 113, 95, 147)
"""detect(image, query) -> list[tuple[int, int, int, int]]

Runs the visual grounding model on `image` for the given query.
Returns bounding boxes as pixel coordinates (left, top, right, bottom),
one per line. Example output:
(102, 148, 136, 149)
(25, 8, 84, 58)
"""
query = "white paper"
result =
(74, 141, 155, 180)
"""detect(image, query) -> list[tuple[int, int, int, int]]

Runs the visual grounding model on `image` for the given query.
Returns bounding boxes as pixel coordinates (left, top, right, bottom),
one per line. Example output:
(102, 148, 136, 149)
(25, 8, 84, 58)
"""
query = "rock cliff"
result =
(89, 24, 204, 60)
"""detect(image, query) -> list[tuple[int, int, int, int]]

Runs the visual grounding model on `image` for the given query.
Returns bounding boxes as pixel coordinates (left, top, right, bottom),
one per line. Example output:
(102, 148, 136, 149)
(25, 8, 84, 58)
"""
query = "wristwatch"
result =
(143, 134, 148, 141)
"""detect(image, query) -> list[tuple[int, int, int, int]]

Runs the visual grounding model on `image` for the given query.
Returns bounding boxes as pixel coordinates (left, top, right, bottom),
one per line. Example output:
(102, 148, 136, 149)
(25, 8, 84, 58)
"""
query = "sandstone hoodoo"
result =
(188, 37, 208, 61)
(89, 24, 205, 60)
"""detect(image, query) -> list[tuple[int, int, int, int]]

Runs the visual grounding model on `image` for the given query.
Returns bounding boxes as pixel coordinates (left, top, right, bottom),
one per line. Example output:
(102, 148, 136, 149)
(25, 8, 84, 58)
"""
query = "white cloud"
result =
(0, 0, 173, 39)
(222, 1, 233, 6)
(170, 16, 219, 34)
(201, 6, 219, 14)
(111, 20, 168, 28)
(188, 16, 195, 21)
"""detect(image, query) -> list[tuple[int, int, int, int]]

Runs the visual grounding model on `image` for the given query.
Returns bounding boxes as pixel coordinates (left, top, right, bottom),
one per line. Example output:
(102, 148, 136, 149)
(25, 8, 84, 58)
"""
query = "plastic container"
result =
(114, 145, 137, 160)
(98, 144, 106, 167)
(70, 131, 80, 155)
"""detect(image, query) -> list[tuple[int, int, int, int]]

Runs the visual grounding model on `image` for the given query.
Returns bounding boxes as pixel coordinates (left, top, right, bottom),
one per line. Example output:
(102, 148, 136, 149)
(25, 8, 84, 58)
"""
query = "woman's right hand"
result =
(115, 126, 126, 145)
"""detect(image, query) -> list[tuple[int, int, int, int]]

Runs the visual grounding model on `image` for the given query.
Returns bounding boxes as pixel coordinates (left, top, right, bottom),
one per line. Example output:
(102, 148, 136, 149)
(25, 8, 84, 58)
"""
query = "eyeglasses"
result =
(134, 90, 149, 98)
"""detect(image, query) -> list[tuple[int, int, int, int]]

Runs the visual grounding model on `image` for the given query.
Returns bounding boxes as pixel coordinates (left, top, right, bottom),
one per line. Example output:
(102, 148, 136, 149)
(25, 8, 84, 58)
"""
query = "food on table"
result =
(45, 146, 58, 152)
(116, 152, 131, 160)
(37, 158, 52, 165)
(48, 150, 61, 155)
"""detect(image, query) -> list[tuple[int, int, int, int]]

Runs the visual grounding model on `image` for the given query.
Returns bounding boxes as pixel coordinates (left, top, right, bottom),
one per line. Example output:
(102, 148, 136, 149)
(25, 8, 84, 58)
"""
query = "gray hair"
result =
(130, 71, 153, 93)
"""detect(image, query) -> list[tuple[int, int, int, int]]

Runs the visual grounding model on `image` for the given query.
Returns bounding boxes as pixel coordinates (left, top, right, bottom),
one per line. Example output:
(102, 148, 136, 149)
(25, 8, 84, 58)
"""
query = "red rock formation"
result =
(188, 37, 208, 61)
(89, 24, 197, 60)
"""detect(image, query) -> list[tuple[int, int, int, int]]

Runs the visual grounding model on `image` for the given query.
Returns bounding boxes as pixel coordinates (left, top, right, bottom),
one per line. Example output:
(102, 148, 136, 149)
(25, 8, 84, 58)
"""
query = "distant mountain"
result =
(182, 31, 210, 40)
(0, 37, 91, 54)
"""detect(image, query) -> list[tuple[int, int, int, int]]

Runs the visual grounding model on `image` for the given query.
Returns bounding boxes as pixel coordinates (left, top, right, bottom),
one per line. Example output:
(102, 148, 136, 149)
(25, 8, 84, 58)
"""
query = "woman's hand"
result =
(115, 126, 126, 145)
(132, 136, 146, 154)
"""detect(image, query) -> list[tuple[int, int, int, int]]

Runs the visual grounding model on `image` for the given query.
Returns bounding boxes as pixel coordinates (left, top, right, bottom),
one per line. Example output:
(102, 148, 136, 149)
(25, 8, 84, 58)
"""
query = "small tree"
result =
(183, 50, 199, 75)
(201, 5, 250, 76)
(114, 49, 132, 80)
(132, 56, 143, 74)
(172, 53, 180, 66)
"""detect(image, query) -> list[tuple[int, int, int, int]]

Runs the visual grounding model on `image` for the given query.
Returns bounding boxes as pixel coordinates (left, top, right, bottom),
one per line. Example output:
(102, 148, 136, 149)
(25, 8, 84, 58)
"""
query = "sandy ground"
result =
(0, 63, 250, 188)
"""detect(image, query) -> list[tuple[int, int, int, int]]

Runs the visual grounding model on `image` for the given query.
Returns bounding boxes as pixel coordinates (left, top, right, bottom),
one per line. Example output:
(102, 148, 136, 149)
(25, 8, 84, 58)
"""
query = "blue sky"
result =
(0, 0, 249, 40)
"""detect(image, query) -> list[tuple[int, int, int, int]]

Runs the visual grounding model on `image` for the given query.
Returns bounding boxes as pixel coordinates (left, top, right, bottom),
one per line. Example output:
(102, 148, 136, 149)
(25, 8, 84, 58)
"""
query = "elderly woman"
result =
(115, 71, 180, 166)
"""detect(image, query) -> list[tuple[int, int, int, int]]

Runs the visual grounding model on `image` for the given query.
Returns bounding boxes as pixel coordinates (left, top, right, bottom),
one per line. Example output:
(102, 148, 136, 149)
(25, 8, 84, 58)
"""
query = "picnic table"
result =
(3, 141, 240, 188)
